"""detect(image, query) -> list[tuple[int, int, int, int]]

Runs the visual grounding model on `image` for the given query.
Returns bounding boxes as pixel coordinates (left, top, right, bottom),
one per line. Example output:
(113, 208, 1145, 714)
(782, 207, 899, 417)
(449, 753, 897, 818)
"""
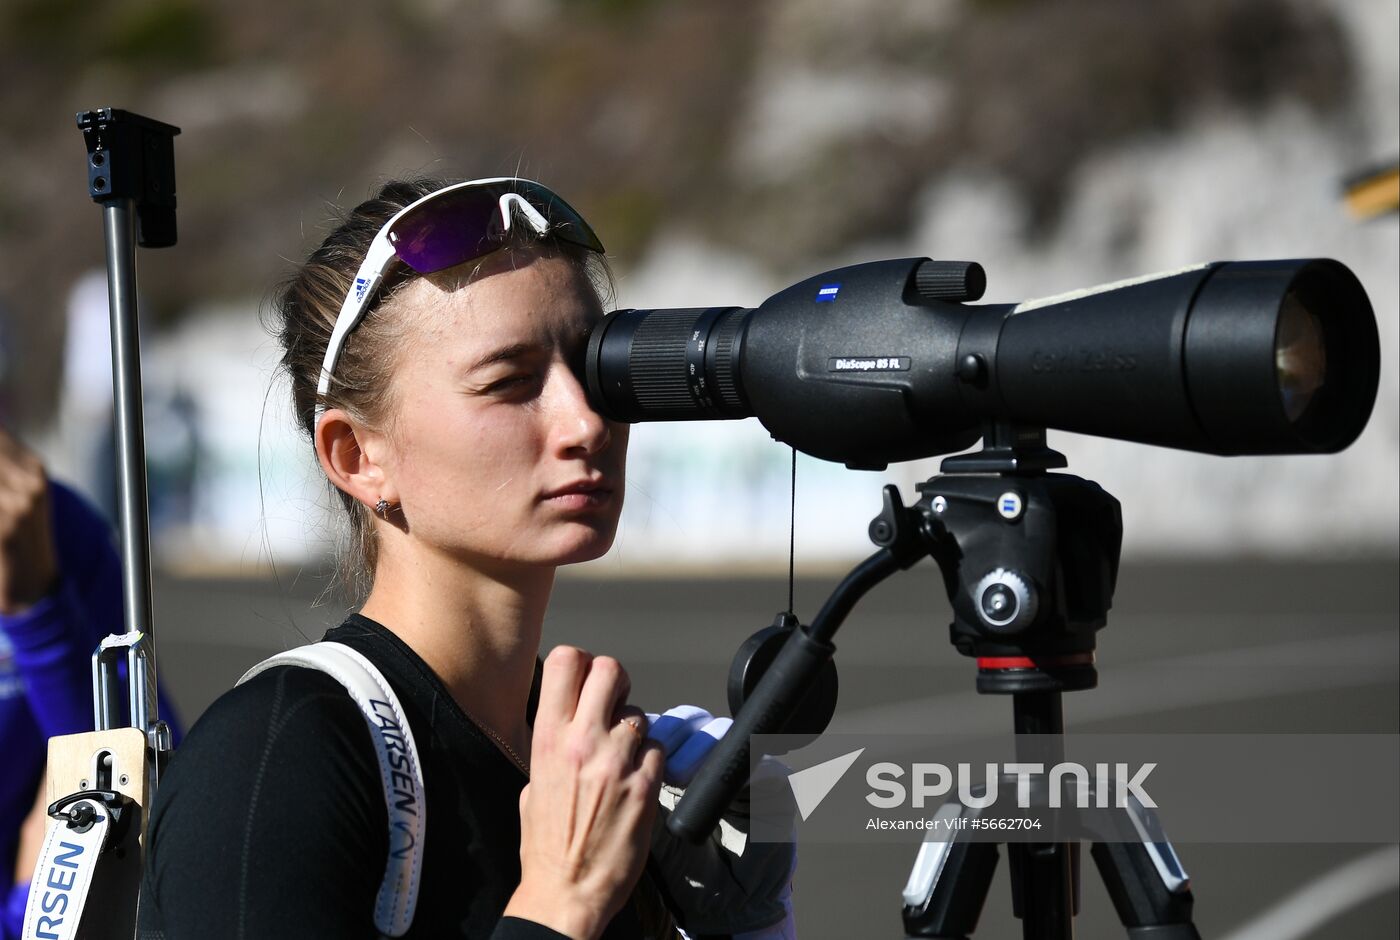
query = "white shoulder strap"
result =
(22, 802, 112, 940)
(238, 641, 425, 938)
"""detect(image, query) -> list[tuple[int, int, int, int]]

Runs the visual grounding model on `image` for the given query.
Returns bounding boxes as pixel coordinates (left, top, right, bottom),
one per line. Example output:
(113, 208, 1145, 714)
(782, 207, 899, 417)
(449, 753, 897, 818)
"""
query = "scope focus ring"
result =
(587, 306, 752, 422)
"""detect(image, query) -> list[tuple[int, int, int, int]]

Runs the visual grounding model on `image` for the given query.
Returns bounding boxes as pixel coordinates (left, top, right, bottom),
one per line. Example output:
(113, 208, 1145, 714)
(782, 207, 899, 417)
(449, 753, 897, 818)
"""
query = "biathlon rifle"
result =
(21, 108, 179, 940)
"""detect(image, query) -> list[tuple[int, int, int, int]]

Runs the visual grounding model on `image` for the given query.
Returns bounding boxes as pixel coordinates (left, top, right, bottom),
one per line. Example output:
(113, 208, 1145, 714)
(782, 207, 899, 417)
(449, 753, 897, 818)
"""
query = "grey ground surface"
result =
(151, 559, 1398, 939)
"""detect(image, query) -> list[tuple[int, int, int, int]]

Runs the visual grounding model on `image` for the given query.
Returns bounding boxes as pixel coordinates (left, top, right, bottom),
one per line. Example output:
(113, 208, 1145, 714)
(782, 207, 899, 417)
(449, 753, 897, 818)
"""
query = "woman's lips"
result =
(542, 480, 614, 510)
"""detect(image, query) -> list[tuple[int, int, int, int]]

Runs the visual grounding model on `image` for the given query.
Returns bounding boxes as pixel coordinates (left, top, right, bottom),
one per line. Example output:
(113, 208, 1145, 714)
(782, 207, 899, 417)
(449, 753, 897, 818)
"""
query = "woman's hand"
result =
(0, 428, 58, 615)
(505, 646, 665, 940)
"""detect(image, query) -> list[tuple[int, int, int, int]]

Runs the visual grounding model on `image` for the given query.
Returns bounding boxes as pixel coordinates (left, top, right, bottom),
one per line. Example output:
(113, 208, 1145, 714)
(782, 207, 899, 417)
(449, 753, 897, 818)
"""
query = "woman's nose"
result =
(551, 367, 611, 455)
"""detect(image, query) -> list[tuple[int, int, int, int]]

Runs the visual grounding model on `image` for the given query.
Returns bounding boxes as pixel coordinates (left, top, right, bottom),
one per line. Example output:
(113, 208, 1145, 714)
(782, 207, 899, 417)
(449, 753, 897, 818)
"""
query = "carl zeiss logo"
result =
(815, 283, 841, 303)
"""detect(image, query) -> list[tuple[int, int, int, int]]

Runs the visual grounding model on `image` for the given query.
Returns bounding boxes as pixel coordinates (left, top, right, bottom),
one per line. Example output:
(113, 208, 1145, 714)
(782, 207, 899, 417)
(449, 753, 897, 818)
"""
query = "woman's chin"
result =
(553, 542, 617, 568)
(547, 524, 620, 567)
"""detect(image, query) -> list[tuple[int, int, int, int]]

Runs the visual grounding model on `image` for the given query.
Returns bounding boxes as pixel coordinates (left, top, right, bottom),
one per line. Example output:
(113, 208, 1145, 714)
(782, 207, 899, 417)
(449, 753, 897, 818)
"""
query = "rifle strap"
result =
(239, 642, 426, 938)
(22, 802, 112, 940)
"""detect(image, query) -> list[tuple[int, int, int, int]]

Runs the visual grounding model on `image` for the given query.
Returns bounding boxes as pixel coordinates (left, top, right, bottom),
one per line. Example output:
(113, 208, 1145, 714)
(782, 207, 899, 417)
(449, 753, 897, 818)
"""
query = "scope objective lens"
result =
(1275, 290, 1328, 424)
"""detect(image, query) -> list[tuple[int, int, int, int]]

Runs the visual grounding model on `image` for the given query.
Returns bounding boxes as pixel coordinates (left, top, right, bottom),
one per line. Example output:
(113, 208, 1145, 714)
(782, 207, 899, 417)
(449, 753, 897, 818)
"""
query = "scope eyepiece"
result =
(586, 306, 754, 423)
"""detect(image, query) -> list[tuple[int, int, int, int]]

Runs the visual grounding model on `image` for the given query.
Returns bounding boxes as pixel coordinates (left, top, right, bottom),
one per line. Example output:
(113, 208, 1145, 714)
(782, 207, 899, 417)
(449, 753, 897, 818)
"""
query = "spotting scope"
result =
(584, 258, 1379, 468)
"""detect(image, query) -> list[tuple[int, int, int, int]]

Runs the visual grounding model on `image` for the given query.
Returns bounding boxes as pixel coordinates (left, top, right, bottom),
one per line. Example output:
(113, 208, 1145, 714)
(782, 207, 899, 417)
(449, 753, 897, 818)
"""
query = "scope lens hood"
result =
(1183, 259, 1379, 454)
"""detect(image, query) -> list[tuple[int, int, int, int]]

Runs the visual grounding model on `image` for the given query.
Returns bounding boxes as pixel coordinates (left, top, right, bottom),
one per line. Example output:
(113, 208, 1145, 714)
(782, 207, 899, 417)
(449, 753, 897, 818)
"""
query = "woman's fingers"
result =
(609, 704, 649, 755)
(0, 425, 23, 464)
(573, 654, 630, 728)
(537, 645, 592, 725)
(630, 740, 666, 823)
(637, 737, 666, 782)
(0, 431, 55, 614)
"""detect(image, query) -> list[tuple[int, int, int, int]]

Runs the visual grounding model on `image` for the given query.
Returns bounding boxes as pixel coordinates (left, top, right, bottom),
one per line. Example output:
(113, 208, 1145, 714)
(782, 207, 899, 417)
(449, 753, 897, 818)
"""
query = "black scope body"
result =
(584, 257, 1380, 468)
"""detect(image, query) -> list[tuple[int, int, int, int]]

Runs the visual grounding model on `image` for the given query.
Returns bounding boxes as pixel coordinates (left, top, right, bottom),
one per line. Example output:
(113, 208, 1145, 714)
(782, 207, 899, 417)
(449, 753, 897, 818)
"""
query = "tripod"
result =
(668, 421, 1200, 939)
(895, 422, 1199, 939)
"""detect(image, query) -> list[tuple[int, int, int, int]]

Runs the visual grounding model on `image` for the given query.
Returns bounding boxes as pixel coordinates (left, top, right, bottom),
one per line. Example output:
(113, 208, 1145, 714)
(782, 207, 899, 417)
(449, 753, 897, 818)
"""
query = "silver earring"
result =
(375, 499, 390, 517)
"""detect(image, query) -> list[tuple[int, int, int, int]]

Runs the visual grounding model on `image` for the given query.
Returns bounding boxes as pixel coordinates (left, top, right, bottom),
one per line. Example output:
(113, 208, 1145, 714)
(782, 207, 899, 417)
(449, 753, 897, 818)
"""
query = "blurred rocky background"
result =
(0, 0, 1395, 572)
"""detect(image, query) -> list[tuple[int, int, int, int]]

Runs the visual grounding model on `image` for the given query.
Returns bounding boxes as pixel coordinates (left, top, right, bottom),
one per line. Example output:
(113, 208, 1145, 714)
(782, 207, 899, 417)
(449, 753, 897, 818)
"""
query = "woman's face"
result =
(374, 250, 628, 570)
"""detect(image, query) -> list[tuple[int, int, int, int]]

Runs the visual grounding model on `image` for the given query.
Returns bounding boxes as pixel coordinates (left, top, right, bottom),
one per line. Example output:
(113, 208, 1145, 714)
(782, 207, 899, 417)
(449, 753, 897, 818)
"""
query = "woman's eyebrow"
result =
(465, 342, 540, 373)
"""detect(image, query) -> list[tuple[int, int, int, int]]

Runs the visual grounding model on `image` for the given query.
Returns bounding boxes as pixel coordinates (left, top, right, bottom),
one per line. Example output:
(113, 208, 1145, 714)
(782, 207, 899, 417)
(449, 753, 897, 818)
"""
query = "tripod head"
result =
(911, 422, 1122, 695)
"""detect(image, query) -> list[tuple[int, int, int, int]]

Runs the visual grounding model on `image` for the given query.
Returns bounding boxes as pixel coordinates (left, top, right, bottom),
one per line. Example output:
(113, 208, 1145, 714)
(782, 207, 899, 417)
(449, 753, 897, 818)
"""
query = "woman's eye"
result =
(485, 373, 541, 396)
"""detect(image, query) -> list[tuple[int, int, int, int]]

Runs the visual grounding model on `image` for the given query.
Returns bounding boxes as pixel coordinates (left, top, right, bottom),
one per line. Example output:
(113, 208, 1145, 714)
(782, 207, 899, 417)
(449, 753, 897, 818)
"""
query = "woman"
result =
(139, 178, 719, 939)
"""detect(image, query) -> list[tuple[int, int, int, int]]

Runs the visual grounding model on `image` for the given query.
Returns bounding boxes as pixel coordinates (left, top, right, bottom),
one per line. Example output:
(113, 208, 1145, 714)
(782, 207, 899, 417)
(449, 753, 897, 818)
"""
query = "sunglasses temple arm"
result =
(317, 237, 399, 404)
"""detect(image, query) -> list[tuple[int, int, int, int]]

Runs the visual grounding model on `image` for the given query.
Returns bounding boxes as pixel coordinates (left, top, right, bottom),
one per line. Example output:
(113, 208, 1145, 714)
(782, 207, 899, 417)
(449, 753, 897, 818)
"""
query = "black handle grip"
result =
(667, 625, 835, 843)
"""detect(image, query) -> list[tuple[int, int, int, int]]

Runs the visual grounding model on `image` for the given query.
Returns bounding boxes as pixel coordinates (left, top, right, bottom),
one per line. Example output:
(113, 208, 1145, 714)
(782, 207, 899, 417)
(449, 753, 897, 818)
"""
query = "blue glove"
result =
(644, 714, 800, 939)
(645, 705, 732, 787)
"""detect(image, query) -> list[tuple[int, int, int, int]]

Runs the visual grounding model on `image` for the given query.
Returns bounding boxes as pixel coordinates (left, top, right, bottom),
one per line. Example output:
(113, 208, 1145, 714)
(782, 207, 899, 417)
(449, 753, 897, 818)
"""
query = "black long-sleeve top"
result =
(137, 614, 649, 939)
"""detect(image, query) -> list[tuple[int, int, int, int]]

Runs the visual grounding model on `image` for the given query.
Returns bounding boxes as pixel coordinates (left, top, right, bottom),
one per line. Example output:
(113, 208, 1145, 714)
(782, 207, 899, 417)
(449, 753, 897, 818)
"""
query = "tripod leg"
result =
(902, 805, 1001, 938)
(1007, 841, 1077, 940)
(1088, 795, 1199, 939)
(1091, 841, 1199, 939)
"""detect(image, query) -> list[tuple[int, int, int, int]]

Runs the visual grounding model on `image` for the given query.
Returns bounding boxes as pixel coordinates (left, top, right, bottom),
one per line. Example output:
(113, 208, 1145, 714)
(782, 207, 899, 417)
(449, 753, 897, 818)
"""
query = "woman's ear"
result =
(314, 409, 397, 510)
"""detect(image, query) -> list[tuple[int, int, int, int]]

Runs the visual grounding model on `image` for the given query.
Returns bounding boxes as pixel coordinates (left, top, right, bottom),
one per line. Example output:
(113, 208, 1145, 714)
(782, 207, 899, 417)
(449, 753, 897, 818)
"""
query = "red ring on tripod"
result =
(977, 653, 1096, 670)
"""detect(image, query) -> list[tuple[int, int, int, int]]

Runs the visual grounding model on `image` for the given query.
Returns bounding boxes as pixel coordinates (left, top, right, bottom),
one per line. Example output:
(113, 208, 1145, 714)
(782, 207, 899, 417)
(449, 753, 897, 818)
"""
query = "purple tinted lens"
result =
(388, 187, 502, 274)
(388, 182, 603, 275)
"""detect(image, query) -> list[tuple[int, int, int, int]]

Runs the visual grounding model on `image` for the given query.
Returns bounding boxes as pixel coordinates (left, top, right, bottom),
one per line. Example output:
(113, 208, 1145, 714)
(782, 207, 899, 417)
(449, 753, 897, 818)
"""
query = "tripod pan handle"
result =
(667, 625, 834, 843)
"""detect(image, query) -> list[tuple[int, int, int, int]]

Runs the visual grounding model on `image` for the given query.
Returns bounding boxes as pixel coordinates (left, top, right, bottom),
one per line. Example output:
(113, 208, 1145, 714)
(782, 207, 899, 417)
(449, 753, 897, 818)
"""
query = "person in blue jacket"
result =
(0, 427, 179, 938)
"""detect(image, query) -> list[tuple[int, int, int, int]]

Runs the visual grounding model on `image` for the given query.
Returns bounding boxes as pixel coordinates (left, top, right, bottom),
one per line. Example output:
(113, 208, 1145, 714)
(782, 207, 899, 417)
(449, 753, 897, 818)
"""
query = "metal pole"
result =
(102, 198, 159, 728)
